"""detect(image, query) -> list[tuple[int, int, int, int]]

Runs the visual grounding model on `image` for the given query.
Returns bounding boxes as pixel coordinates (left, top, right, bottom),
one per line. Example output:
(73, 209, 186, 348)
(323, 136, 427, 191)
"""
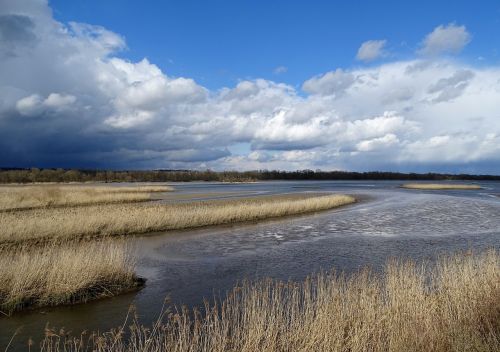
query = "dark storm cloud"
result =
(0, 14, 36, 58)
(0, 14, 36, 44)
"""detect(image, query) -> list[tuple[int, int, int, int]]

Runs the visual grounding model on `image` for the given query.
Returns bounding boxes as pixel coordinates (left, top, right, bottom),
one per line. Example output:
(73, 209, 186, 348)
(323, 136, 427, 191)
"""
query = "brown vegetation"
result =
(0, 194, 356, 246)
(0, 184, 173, 211)
(40, 250, 500, 352)
(0, 189, 352, 316)
(401, 183, 482, 190)
(0, 240, 140, 314)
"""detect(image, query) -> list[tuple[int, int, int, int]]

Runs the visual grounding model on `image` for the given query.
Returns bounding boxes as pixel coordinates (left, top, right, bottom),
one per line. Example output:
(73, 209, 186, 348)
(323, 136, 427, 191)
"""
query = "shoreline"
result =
(1, 277, 146, 316)
(0, 240, 142, 315)
(0, 194, 356, 247)
(0, 197, 359, 251)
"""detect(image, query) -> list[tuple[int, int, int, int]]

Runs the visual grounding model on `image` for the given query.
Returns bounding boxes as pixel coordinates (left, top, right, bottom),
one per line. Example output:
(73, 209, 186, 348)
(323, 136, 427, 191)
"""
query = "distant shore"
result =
(1, 168, 500, 184)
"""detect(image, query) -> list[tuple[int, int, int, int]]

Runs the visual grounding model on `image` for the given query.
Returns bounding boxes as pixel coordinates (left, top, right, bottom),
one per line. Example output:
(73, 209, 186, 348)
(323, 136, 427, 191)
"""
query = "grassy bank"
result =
(0, 240, 140, 314)
(40, 250, 500, 352)
(0, 185, 173, 211)
(0, 194, 356, 246)
(401, 183, 482, 190)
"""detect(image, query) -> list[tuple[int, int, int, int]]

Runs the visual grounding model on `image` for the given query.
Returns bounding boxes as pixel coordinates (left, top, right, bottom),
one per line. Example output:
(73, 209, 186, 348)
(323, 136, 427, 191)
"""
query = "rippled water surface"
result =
(2, 181, 500, 348)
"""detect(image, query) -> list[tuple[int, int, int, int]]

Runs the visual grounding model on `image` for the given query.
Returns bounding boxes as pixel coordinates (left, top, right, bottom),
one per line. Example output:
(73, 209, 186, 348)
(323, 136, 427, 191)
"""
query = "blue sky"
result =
(49, 0, 500, 89)
(1, 0, 500, 173)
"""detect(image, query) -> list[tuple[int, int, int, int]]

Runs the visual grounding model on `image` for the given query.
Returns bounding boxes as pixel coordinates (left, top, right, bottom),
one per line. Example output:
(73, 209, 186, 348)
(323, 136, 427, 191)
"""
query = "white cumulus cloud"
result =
(356, 40, 387, 62)
(419, 23, 471, 56)
(16, 93, 76, 116)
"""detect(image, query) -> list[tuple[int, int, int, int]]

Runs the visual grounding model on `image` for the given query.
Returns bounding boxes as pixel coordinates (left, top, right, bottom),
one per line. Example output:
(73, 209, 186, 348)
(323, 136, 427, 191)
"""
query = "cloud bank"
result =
(1, 1, 499, 173)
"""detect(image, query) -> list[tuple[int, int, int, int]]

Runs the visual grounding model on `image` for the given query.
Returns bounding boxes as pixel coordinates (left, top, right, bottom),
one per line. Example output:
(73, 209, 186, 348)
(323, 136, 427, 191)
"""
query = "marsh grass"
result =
(0, 185, 174, 211)
(0, 194, 355, 246)
(401, 183, 482, 190)
(40, 250, 500, 352)
(0, 240, 140, 314)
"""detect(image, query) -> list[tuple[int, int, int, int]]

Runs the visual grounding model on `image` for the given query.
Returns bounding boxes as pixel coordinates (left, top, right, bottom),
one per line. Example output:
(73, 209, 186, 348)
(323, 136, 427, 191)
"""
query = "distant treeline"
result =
(0, 168, 499, 183)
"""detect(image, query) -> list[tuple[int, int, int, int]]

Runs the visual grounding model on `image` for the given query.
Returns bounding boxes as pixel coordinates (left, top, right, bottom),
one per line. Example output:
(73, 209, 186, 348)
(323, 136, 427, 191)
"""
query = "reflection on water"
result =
(1, 181, 500, 349)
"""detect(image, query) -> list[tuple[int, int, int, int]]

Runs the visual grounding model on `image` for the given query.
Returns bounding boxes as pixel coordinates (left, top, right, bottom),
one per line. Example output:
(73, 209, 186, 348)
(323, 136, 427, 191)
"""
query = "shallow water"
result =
(2, 180, 500, 349)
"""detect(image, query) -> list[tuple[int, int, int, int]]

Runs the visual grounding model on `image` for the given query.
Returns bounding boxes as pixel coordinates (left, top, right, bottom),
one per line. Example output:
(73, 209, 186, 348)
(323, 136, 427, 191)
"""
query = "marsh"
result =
(1, 180, 499, 349)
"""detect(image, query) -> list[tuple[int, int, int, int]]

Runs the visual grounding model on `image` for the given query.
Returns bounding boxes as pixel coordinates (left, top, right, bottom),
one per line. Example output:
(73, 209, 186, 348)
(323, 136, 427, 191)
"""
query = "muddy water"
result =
(2, 181, 500, 349)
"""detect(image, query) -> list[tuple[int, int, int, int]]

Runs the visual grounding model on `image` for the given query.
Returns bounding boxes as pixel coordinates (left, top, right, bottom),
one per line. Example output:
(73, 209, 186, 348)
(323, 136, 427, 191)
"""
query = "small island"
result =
(401, 183, 482, 190)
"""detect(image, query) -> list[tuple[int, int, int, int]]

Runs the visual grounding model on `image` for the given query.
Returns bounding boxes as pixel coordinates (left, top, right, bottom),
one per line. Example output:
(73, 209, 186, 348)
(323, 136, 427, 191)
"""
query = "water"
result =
(2, 180, 500, 349)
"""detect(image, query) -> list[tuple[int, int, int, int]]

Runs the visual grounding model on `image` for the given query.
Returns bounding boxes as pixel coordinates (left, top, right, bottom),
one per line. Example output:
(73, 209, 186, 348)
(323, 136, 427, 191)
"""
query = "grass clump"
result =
(0, 194, 355, 246)
(0, 240, 140, 314)
(0, 184, 173, 211)
(401, 183, 481, 190)
(41, 250, 500, 352)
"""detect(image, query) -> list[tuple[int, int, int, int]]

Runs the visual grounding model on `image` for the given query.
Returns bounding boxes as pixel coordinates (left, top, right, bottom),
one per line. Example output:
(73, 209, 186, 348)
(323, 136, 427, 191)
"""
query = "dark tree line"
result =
(0, 168, 499, 183)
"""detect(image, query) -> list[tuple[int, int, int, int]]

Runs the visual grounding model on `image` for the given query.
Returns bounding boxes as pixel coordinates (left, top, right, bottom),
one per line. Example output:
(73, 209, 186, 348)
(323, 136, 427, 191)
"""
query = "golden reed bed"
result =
(401, 183, 481, 190)
(0, 190, 354, 315)
(0, 184, 173, 211)
(40, 250, 500, 352)
(0, 240, 139, 314)
(0, 194, 356, 246)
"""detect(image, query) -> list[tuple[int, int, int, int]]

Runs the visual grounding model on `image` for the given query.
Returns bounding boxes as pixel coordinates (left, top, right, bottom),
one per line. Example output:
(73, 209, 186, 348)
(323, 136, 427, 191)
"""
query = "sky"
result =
(1, 0, 500, 173)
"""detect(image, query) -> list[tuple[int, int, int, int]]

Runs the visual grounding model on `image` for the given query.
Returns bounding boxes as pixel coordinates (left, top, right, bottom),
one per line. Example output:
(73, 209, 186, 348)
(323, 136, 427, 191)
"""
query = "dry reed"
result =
(0, 240, 140, 314)
(0, 185, 173, 211)
(0, 194, 355, 246)
(401, 183, 482, 190)
(40, 250, 500, 352)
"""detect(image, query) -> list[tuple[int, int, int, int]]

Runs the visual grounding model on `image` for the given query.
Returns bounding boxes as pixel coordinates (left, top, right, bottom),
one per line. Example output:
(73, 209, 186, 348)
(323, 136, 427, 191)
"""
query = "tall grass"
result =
(0, 185, 173, 211)
(401, 183, 481, 190)
(0, 194, 355, 246)
(40, 250, 500, 352)
(0, 240, 140, 314)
